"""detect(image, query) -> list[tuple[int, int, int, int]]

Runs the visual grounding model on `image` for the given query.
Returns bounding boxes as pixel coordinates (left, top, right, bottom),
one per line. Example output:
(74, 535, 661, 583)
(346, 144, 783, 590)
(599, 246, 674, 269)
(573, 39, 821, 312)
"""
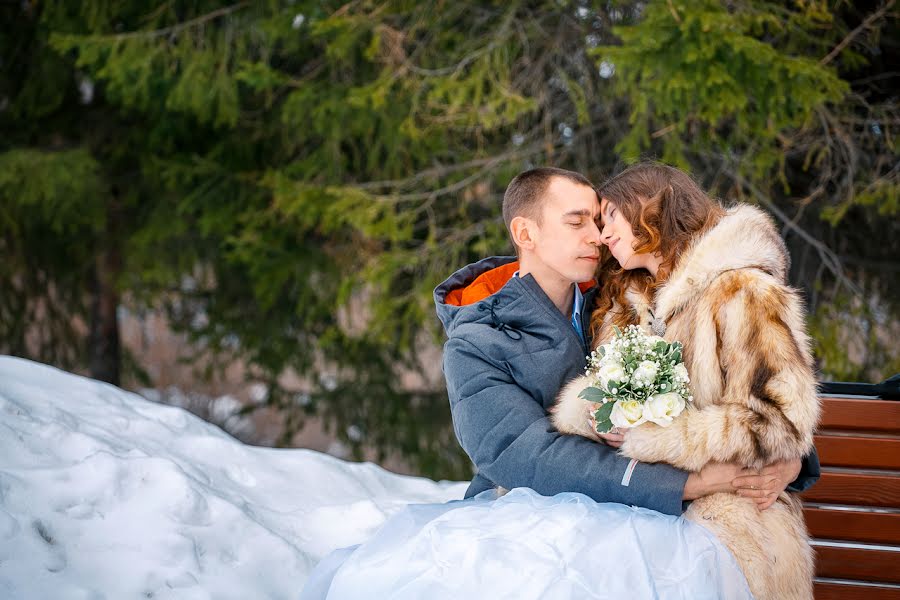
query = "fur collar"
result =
(650, 203, 788, 322)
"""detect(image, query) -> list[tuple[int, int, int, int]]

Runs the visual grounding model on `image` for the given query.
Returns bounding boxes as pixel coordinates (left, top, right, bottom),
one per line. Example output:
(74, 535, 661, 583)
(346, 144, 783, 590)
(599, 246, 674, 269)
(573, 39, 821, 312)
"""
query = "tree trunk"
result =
(88, 244, 121, 386)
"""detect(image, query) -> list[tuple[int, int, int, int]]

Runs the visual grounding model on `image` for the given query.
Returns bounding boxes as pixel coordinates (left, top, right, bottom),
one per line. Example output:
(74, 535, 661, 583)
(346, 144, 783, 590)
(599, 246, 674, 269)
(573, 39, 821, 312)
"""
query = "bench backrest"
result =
(801, 395, 900, 600)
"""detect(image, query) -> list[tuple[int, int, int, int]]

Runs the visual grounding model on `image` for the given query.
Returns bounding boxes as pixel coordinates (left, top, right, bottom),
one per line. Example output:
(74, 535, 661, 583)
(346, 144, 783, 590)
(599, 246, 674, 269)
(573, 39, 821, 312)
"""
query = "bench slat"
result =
(801, 471, 900, 508)
(814, 580, 900, 600)
(804, 507, 900, 545)
(814, 434, 900, 470)
(814, 545, 900, 583)
(819, 398, 900, 434)
(809, 395, 900, 597)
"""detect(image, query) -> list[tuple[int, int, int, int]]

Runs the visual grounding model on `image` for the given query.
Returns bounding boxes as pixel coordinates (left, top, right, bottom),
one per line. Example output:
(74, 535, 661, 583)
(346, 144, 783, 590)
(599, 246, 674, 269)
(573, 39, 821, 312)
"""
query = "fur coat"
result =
(553, 203, 820, 600)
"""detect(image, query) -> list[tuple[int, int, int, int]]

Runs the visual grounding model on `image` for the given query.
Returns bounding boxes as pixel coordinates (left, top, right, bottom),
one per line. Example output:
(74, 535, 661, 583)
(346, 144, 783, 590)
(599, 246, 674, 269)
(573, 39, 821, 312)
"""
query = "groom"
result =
(433, 167, 819, 515)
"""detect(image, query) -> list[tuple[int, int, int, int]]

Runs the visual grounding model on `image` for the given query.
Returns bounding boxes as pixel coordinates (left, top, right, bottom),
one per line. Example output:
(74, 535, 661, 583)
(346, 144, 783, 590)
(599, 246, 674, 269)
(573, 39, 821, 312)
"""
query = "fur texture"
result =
(552, 204, 819, 599)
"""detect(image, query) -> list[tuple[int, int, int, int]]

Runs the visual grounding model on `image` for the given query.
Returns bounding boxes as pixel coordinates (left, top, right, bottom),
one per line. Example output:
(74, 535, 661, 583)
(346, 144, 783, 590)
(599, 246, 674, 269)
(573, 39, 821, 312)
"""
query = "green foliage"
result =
(1, 0, 897, 479)
(822, 178, 900, 225)
(0, 148, 105, 233)
(599, 0, 849, 179)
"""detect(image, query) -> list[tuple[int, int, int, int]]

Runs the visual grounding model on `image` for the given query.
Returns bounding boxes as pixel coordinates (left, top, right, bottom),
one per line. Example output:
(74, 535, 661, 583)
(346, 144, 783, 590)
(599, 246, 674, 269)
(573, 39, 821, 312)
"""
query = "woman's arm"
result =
(618, 275, 820, 471)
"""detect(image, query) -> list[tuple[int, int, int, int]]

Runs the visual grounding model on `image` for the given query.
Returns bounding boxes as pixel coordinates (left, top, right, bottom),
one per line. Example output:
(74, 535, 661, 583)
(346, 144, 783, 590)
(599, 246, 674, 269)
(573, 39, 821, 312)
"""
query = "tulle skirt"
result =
(301, 487, 752, 600)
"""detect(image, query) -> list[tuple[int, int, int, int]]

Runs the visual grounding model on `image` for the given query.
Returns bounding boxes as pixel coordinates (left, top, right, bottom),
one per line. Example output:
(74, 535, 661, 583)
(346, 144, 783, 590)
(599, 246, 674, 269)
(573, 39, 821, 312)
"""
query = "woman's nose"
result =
(599, 223, 612, 244)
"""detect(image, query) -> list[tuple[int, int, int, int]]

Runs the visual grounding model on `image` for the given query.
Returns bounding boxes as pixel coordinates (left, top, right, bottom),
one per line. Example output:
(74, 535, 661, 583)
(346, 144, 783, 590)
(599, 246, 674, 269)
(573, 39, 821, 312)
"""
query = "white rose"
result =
(632, 360, 659, 383)
(610, 399, 646, 428)
(645, 335, 666, 347)
(597, 361, 626, 389)
(673, 363, 690, 383)
(642, 392, 686, 427)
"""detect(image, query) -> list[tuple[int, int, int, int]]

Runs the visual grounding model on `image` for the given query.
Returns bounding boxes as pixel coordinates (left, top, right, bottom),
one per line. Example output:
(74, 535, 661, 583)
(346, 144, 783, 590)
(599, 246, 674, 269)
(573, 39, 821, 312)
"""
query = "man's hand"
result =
(732, 458, 802, 510)
(683, 462, 745, 500)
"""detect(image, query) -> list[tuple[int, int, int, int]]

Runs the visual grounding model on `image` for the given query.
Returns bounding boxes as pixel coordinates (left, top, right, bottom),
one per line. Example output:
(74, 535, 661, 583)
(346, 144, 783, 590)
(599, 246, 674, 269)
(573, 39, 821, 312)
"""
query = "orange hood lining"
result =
(444, 261, 595, 307)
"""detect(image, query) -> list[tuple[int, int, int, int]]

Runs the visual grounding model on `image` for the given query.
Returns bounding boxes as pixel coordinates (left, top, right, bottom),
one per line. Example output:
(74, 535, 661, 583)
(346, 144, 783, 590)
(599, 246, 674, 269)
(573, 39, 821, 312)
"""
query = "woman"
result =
(553, 162, 819, 599)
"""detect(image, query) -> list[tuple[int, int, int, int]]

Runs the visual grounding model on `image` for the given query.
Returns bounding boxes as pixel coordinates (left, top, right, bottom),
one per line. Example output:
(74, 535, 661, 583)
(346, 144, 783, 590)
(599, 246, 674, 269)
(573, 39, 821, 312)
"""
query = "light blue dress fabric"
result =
(301, 487, 753, 600)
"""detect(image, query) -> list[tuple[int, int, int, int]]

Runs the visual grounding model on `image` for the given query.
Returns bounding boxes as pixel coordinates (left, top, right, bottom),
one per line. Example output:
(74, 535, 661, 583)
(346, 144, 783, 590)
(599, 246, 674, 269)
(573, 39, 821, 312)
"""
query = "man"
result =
(433, 167, 819, 516)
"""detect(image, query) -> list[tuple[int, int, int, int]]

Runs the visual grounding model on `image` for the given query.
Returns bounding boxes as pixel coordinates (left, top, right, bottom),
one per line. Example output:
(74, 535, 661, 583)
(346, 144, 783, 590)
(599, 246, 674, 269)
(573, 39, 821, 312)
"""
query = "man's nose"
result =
(588, 220, 602, 245)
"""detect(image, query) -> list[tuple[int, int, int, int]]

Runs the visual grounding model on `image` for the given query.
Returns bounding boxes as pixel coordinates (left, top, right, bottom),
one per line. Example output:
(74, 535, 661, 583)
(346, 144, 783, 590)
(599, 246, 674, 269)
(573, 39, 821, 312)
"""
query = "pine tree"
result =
(1, 1, 896, 478)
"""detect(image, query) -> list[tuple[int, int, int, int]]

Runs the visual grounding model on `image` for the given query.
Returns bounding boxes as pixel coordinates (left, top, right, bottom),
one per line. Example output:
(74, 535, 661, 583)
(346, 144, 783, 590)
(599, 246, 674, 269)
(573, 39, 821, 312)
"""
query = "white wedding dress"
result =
(301, 487, 752, 599)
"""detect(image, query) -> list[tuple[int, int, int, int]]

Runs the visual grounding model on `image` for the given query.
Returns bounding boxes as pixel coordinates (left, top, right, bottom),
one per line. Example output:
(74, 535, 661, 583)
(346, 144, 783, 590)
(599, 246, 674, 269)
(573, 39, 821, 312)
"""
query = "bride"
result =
(553, 162, 819, 599)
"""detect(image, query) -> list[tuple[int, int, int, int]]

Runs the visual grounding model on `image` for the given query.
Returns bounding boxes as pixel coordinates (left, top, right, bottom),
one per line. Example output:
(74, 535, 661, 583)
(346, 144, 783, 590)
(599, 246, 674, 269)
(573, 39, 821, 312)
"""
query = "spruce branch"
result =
(819, 0, 896, 66)
(105, 2, 250, 41)
(727, 168, 865, 299)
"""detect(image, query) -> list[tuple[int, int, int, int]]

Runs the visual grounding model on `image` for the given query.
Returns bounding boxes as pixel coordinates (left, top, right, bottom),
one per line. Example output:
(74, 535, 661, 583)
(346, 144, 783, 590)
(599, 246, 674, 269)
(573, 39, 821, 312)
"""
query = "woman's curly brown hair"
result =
(590, 163, 726, 344)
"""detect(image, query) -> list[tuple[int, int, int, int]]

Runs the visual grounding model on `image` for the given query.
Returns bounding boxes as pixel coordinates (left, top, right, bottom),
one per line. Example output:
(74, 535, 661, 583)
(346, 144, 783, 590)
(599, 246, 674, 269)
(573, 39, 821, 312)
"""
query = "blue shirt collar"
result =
(572, 282, 584, 323)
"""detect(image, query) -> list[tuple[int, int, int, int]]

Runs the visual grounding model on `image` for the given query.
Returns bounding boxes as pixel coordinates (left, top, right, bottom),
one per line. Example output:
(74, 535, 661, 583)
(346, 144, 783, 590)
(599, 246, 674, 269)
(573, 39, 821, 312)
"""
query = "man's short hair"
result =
(502, 167, 596, 249)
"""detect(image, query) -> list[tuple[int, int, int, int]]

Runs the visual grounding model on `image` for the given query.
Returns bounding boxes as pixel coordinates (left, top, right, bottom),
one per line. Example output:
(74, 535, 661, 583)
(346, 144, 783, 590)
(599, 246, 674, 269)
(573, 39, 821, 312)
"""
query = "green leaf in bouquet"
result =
(671, 350, 682, 364)
(595, 416, 615, 433)
(655, 341, 669, 354)
(593, 401, 615, 433)
(578, 386, 607, 402)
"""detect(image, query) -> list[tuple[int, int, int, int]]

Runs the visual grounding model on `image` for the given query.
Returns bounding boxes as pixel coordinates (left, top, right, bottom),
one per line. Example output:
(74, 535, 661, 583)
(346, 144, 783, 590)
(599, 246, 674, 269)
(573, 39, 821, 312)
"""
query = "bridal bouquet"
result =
(579, 325, 693, 433)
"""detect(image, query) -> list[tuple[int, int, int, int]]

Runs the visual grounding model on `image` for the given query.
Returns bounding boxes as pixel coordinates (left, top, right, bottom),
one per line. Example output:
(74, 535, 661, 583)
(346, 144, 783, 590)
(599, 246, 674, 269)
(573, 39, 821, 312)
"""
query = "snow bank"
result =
(0, 356, 466, 599)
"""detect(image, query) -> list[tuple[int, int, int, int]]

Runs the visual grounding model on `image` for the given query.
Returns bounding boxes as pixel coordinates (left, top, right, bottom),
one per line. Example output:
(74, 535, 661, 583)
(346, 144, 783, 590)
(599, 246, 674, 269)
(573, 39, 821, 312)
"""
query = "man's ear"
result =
(510, 215, 537, 252)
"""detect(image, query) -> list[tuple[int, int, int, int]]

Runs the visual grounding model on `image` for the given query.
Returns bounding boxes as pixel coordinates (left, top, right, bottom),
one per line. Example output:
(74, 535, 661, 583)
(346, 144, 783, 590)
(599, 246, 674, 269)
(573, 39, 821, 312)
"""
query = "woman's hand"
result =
(587, 404, 626, 447)
(732, 458, 802, 510)
(596, 430, 625, 448)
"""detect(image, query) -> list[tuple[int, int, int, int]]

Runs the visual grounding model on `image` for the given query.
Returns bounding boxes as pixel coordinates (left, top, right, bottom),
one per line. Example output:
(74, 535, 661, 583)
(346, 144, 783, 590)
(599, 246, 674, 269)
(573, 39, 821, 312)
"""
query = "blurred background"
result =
(1, 0, 897, 481)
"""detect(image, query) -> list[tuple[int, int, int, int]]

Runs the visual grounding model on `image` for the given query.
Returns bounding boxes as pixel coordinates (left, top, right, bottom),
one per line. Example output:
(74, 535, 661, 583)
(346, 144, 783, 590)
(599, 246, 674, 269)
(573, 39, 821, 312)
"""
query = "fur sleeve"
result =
(552, 306, 621, 438)
(619, 272, 820, 471)
(550, 375, 598, 438)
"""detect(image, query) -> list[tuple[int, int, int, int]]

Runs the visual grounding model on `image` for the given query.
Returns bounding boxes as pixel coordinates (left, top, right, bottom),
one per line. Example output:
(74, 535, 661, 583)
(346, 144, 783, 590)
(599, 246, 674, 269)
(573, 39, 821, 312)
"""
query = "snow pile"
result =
(0, 356, 466, 599)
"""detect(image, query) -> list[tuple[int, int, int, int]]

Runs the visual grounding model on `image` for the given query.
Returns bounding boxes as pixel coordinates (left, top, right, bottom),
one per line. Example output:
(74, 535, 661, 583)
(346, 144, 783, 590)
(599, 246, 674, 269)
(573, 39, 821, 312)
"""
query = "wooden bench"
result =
(801, 377, 900, 600)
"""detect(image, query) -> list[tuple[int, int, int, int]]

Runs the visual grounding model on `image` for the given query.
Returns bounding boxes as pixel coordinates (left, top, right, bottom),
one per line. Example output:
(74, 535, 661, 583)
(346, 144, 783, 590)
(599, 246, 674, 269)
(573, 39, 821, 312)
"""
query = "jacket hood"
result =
(434, 256, 520, 337)
(651, 203, 790, 322)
